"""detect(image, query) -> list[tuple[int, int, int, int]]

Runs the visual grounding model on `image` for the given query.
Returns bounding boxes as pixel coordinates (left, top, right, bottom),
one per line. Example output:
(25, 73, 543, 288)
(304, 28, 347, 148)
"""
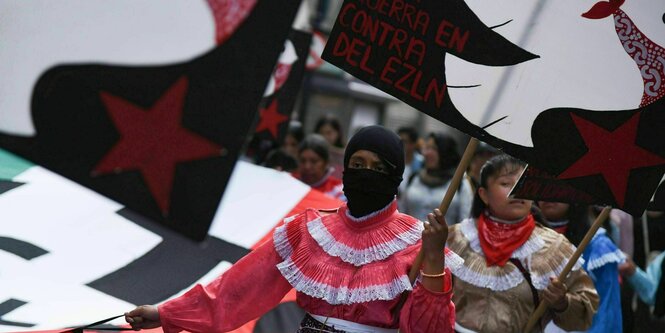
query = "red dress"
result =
(158, 200, 460, 332)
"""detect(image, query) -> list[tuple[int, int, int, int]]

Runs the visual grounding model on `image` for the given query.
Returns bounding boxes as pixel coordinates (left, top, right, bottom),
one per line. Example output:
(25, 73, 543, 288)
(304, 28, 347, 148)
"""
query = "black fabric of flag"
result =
(322, 0, 665, 215)
(249, 29, 312, 164)
(0, 0, 302, 241)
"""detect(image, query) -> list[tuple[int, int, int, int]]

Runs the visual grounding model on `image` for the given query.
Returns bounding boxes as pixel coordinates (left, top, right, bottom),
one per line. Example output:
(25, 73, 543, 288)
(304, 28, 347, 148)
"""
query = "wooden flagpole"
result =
(408, 137, 479, 283)
(523, 206, 612, 332)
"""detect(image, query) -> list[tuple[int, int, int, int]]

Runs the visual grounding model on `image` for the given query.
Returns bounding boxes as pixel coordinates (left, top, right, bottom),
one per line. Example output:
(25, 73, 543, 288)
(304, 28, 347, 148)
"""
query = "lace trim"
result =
(583, 229, 625, 270)
(451, 255, 584, 291)
(307, 217, 423, 266)
(274, 216, 296, 260)
(531, 256, 584, 290)
(586, 250, 626, 271)
(445, 250, 465, 271)
(452, 219, 583, 291)
(459, 218, 545, 259)
(276, 257, 412, 304)
(449, 260, 525, 291)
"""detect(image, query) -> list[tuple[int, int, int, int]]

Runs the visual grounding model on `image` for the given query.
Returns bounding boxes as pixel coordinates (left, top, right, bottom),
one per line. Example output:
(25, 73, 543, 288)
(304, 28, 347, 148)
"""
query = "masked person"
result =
(124, 125, 461, 333)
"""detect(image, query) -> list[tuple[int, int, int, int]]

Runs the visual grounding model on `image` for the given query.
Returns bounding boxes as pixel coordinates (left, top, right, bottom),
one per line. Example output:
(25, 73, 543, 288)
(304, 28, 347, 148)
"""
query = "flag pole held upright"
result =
(408, 137, 479, 283)
(523, 206, 612, 332)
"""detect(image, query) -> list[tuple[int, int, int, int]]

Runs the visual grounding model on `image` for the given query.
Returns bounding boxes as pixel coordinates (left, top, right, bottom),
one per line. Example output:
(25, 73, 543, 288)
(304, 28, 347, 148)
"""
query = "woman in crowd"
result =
(282, 120, 305, 159)
(620, 190, 665, 319)
(314, 114, 345, 179)
(446, 154, 599, 332)
(124, 125, 461, 333)
(539, 201, 625, 332)
(401, 132, 473, 225)
(314, 114, 345, 149)
(396, 126, 424, 197)
(292, 134, 344, 200)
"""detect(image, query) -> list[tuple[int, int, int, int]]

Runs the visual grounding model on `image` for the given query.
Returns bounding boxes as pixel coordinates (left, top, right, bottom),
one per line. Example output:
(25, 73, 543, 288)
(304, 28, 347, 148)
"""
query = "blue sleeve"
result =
(628, 252, 665, 305)
(587, 263, 623, 333)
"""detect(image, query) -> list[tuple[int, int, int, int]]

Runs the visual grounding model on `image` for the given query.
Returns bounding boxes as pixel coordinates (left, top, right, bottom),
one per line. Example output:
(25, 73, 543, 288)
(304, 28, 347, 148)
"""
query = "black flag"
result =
(0, 0, 303, 241)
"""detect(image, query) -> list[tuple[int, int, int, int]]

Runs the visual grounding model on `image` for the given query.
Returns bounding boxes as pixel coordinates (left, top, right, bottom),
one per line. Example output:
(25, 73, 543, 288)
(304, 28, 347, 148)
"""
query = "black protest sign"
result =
(322, 0, 665, 215)
(322, 0, 537, 114)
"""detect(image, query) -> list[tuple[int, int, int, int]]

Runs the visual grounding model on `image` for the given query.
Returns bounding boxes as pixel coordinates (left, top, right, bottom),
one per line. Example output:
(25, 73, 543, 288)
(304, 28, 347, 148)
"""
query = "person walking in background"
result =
(467, 142, 499, 190)
(263, 148, 298, 172)
(619, 192, 665, 323)
(282, 120, 305, 159)
(396, 126, 424, 198)
(314, 114, 345, 179)
(539, 201, 625, 333)
(620, 252, 665, 318)
(292, 134, 344, 200)
(401, 132, 473, 225)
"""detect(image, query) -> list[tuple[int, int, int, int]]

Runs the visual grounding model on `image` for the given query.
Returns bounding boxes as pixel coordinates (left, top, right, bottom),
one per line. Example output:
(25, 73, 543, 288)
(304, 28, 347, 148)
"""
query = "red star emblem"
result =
(93, 76, 222, 215)
(255, 99, 288, 139)
(558, 112, 665, 206)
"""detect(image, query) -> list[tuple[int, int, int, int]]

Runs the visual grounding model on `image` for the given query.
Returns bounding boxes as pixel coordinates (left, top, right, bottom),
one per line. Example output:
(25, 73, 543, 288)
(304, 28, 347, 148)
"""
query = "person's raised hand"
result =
(619, 258, 637, 277)
(125, 305, 161, 331)
(423, 208, 449, 261)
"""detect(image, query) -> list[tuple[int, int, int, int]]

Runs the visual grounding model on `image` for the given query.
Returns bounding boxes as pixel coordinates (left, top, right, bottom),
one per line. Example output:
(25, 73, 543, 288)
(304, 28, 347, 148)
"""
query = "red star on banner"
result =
(93, 76, 222, 215)
(255, 99, 288, 139)
(558, 112, 665, 206)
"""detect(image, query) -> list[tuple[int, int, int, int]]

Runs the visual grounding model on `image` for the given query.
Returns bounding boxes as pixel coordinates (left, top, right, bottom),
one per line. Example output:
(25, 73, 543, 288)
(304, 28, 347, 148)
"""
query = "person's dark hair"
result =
(537, 201, 590, 246)
(397, 126, 419, 143)
(428, 132, 460, 171)
(298, 134, 330, 162)
(471, 154, 527, 217)
(263, 148, 298, 172)
(314, 114, 345, 148)
(561, 204, 590, 246)
(287, 120, 305, 143)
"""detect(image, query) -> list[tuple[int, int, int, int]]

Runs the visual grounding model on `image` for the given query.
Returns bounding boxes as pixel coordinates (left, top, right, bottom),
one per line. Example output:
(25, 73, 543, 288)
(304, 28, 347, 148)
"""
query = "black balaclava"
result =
(343, 126, 404, 217)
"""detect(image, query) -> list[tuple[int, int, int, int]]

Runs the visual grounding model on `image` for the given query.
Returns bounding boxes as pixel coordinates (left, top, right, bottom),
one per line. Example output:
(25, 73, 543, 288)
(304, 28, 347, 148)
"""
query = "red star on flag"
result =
(558, 112, 665, 206)
(93, 76, 222, 215)
(255, 99, 288, 139)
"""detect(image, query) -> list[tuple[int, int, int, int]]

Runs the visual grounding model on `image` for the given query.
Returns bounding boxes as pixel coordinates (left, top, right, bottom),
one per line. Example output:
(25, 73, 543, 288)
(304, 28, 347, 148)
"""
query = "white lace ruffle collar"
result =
(273, 210, 464, 304)
(451, 218, 583, 291)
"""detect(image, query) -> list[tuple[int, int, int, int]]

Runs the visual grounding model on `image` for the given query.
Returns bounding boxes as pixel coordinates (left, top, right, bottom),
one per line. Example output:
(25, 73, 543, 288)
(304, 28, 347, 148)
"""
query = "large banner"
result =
(0, 150, 341, 332)
(322, 0, 665, 215)
(0, 0, 302, 240)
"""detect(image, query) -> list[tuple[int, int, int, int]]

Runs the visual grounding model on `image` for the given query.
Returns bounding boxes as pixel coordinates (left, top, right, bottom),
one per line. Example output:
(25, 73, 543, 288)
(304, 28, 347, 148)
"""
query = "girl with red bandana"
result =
(446, 154, 599, 333)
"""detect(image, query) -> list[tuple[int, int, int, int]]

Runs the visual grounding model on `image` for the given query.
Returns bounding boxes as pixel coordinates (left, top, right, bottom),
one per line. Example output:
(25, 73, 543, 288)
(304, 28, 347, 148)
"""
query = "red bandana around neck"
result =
(477, 213, 536, 267)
